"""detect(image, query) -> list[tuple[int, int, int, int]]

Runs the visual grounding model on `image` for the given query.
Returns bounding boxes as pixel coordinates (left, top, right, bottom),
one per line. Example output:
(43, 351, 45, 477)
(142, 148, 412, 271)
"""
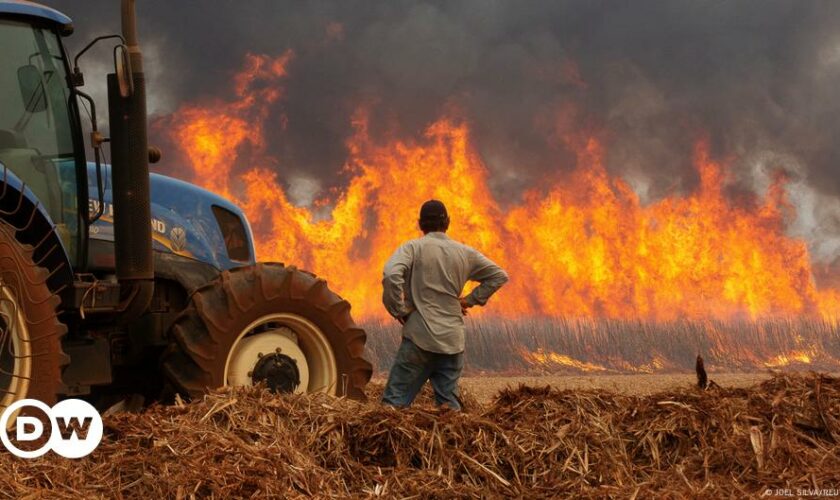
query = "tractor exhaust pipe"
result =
(108, 0, 153, 321)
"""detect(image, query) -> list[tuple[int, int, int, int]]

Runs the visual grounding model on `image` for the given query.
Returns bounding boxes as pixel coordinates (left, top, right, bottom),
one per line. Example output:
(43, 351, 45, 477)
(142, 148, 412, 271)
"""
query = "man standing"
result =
(381, 200, 508, 409)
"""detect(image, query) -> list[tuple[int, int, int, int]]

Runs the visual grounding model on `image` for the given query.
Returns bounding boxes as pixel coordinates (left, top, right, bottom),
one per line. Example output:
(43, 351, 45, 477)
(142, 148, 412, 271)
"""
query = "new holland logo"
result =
(0, 399, 103, 459)
(170, 226, 187, 251)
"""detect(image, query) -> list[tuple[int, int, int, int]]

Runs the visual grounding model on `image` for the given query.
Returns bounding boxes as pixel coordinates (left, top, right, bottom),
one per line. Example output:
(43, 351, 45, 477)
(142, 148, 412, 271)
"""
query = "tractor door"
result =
(0, 19, 85, 265)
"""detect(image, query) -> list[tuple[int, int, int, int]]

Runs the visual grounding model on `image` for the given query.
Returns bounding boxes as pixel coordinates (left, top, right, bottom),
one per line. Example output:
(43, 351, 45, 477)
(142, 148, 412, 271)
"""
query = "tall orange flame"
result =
(161, 53, 840, 322)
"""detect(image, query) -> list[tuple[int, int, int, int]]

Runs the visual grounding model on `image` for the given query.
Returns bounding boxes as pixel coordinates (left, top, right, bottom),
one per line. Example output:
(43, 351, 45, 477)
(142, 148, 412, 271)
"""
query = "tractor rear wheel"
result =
(161, 263, 372, 399)
(0, 220, 67, 426)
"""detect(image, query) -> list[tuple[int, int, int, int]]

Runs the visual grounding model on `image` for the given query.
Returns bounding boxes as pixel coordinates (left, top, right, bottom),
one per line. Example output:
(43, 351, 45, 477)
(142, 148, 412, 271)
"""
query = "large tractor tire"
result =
(162, 263, 372, 399)
(0, 220, 67, 424)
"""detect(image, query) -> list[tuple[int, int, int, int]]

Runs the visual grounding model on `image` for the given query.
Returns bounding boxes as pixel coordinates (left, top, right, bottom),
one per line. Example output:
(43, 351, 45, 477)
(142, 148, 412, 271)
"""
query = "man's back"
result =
(383, 232, 508, 354)
(380, 199, 507, 410)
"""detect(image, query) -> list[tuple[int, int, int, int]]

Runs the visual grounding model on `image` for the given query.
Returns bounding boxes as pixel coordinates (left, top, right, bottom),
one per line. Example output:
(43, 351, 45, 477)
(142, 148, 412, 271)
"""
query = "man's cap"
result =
(419, 199, 448, 220)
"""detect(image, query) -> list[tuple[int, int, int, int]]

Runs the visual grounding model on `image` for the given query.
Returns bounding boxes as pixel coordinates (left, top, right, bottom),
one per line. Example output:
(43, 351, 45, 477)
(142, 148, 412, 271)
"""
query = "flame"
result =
(611, 356, 669, 374)
(764, 349, 815, 368)
(519, 348, 607, 372)
(166, 51, 292, 198)
(160, 53, 840, 324)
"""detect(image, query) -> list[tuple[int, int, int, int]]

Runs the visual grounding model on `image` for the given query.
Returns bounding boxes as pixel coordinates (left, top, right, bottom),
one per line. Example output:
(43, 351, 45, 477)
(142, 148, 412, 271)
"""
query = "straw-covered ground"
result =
(2, 372, 839, 498)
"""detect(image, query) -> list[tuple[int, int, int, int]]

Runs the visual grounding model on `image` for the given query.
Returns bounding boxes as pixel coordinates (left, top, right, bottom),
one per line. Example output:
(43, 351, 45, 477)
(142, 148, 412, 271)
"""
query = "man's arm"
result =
(382, 243, 415, 321)
(463, 249, 509, 308)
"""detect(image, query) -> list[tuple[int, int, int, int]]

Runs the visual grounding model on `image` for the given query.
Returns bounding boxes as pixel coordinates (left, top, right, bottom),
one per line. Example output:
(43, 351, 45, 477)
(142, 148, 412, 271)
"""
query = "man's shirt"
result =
(382, 232, 509, 354)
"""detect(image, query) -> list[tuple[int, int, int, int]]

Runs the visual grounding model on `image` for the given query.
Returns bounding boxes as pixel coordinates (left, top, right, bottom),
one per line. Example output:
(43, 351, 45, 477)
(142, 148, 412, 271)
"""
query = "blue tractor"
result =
(0, 0, 372, 414)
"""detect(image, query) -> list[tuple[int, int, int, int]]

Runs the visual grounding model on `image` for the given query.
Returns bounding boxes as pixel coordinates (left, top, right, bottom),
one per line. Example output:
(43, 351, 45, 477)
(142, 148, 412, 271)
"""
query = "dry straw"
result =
(365, 317, 840, 374)
(1, 372, 838, 498)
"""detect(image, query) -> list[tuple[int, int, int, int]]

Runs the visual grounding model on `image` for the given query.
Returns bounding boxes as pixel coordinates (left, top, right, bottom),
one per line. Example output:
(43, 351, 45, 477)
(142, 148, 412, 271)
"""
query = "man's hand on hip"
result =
(459, 297, 473, 316)
(396, 307, 414, 325)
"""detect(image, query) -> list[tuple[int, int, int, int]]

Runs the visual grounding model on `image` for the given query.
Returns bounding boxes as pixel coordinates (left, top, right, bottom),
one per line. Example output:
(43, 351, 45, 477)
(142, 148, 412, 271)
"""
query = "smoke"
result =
(45, 0, 840, 258)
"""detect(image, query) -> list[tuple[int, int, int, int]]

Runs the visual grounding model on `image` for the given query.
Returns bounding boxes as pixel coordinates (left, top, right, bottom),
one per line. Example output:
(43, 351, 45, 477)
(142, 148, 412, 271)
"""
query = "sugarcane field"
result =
(2, 0, 840, 498)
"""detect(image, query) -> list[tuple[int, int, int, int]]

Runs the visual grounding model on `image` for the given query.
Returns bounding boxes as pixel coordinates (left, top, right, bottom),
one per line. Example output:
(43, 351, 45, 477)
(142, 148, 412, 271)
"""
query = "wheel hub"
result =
(251, 352, 301, 393)
(224, 315, 337, 395)
(226, 328, 312, 393)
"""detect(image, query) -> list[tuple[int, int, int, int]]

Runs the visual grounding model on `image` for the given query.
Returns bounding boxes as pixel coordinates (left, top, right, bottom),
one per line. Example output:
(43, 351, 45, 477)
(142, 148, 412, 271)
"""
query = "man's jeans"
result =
(382, 338, 464, 410)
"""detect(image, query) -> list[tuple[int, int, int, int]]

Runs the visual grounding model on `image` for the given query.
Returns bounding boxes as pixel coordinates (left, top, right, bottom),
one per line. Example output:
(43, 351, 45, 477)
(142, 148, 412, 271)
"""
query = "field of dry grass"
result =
(364, 316, 840, 375)
(3, 317, 837, 497)
(370, 372, 787, 402)
(3, 373, 838, 498)
(458, 372, 774, 402)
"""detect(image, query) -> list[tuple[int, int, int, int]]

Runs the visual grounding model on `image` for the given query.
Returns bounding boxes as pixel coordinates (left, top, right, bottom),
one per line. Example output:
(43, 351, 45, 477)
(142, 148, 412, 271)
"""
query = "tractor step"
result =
(61, 336, 112, 396)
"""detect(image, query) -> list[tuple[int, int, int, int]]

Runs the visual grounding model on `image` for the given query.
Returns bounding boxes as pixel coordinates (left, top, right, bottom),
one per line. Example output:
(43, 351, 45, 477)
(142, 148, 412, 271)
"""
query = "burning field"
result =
(2, 373, 838, 497)
(22, 2, 838, 497)
(123, 33, 840, 497)
(364, 317, 840, 375)
(159, 51, 840, 323)
(145, 50, 840, 374)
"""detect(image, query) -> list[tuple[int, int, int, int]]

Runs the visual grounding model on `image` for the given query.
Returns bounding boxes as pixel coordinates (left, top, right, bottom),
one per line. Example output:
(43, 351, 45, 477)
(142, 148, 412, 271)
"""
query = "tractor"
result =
(0, 0, 372, 420)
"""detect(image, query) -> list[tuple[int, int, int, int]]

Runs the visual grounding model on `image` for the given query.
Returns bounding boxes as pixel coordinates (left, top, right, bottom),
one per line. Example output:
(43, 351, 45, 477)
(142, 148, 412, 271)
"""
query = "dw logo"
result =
(0, 399, 103, 459)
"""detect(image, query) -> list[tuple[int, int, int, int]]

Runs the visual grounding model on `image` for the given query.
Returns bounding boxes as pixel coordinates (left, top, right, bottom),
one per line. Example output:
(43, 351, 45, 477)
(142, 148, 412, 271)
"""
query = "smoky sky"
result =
(43, 0, 840, 258)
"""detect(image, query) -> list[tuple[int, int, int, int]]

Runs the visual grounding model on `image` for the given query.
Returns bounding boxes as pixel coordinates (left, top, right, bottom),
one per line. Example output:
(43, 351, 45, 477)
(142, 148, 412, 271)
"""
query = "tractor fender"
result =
(0, 165, 74, 296)
(153, 250, 221, 294)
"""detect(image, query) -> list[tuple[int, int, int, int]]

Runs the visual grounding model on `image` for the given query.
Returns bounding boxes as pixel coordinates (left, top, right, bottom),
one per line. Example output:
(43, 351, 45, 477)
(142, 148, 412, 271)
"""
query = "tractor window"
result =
(0, 20, 80, 262)
(212, 205, 251, 262)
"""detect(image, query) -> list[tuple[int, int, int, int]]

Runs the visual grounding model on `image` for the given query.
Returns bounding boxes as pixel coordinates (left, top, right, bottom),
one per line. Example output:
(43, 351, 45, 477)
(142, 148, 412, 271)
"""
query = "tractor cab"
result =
(0, 6, 84, 266)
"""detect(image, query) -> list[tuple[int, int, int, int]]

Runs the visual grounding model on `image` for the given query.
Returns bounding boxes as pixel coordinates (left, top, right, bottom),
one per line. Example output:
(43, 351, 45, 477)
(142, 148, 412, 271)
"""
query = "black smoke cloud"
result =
(44, 0, 840, 257)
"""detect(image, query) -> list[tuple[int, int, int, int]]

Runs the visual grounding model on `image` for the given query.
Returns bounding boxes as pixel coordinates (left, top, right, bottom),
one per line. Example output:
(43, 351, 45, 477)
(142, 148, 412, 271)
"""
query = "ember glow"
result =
(519, 348, 607, 373)
(764, 349, 815, 368)
(160, 53, 840, 323)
